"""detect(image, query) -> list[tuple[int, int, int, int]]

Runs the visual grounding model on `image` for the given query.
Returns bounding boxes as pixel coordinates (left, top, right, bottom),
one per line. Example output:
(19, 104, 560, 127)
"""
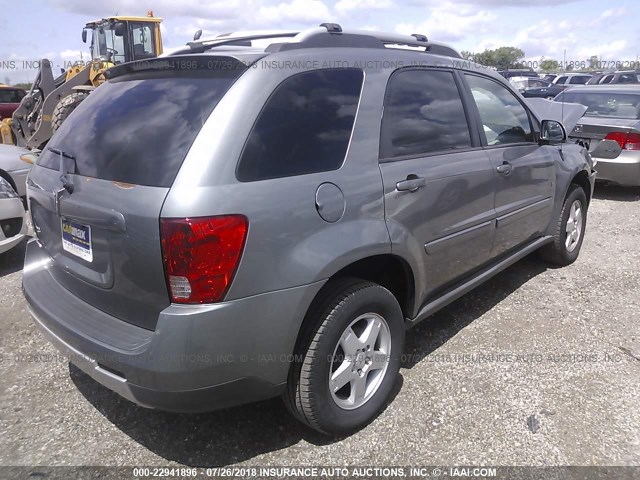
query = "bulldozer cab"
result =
(2, 12, 163, 149)
(83, 13, 163, 65)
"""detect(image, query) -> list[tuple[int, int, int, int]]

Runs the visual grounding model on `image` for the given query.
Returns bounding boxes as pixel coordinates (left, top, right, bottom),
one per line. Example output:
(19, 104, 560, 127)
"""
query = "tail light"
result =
(160, 215, 248, 304)
(605, 132, 640, 150)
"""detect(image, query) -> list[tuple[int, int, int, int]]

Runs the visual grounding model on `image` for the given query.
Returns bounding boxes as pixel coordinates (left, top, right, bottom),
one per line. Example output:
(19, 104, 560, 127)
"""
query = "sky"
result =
(1, 0, 638, 84)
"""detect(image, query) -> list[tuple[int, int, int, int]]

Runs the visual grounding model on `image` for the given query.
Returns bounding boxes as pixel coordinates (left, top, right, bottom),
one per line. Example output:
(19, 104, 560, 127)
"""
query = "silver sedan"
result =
(0, 144, 34, 197)
(0, 177, 27, 254)
(555, 85, 640, 186)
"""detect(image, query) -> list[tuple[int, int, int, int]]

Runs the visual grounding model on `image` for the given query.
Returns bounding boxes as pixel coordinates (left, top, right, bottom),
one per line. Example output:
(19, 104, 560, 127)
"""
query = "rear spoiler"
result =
(104, 56, 252, 80)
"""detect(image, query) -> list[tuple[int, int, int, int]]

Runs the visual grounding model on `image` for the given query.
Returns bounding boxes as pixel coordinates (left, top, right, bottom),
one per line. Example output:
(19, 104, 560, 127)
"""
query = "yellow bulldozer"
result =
(1, 12, 163, 149)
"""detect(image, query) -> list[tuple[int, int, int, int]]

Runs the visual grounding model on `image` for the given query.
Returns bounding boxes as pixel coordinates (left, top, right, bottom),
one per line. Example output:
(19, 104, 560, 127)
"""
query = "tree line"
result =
(460, 48, 616, 72)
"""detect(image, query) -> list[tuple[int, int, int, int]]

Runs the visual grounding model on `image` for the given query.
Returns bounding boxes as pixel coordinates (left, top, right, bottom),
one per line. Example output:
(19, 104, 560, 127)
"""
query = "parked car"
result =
(556, 85, 640, 186)
(0, 85, 26, 120)
(541, 74, 559, 82)
(22, 25, 595, 435)
(0, 144, 34, 197)
(587, 71, 639, 85)
(0, 177, 27, 254)
(587, 73, 611, 85)
(521, 80, 566, 99)
(553, 73, 592, 85)
(509, 76, 552, 92)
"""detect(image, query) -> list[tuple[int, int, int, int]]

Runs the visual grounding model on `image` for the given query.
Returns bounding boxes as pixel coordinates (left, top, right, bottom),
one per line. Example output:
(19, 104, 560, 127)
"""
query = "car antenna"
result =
(560, 48, 566, 155)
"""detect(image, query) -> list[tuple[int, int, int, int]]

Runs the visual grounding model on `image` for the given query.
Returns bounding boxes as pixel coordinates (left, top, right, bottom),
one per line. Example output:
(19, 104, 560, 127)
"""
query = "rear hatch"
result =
(27, 56, 248, 330)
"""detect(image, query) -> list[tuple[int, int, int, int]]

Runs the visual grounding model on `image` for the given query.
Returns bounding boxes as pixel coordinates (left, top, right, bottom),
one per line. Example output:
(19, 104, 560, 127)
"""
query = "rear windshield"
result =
(557, 92, 640, 119)
(38, 65, 243, 187)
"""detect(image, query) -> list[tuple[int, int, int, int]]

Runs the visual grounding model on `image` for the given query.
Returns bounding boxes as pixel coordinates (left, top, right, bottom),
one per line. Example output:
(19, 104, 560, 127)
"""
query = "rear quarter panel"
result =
(161, 50, 395, 300)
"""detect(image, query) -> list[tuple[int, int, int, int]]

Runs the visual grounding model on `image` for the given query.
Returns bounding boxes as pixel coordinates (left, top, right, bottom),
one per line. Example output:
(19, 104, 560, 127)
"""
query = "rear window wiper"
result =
(47, 147, 76, 193)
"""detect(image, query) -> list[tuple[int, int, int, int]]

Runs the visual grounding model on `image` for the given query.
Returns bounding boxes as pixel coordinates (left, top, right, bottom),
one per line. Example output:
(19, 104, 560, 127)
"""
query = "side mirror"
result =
(540, 119, 566, 145)
(114, 22, 126, 37)
(82, 29, 87, 43)
(193, 30, 203, 41)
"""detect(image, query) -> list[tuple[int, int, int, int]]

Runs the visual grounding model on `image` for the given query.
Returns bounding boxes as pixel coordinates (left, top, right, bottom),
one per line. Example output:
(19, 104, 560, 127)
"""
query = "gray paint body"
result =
(23, 38, 595, 412)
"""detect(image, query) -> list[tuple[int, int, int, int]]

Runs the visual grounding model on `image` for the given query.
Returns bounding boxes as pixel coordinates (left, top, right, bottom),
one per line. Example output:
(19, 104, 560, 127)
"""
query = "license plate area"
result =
(61, 218, 93, 262)
(571, 137, 591, 149)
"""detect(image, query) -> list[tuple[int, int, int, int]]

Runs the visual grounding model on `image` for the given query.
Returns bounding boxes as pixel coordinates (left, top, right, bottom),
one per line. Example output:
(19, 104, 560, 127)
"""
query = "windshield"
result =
(91, 24, 126, 64)
(557, 92, 640, 119)
(37, 63, 245, 187)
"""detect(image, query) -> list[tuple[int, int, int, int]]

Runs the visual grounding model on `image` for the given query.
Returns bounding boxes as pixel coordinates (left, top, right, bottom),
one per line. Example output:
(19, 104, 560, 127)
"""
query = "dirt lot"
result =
(0, 185, 639, 467)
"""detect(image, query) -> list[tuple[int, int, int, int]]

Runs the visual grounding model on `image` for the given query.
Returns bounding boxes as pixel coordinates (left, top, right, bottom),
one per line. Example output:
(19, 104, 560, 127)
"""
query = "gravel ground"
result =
(0, 185, 639, 468)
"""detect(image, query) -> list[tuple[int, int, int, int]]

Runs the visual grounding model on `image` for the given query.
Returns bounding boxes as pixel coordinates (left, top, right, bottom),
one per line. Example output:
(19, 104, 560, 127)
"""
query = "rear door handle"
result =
(496, 162, 512, 175)
(396, 176, 426, 192)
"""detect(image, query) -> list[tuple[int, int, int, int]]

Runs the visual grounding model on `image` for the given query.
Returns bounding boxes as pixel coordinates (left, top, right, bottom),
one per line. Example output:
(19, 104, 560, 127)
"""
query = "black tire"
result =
(284, 278, 405, 435)
(539, 184, 588, 266)
(51, 92, 88, 132)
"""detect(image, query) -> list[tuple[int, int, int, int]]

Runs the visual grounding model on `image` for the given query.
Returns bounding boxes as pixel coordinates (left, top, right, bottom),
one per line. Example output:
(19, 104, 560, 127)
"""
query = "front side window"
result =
(465, 74, 534, 146)
(237, 69, 363, 182)
(130, 23, 156, 60)
(91, 25, 126, 64)
(555, 76, 568, 84)
(380, 69, 471, 159)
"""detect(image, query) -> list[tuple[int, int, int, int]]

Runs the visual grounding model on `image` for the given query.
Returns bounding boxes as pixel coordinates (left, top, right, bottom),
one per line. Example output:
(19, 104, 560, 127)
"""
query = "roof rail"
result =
(174, 23, 461, 58)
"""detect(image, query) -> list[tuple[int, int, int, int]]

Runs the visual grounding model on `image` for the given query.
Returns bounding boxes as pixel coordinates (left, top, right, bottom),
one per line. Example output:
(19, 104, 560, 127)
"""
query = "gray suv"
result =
(23, 25, 596, 435)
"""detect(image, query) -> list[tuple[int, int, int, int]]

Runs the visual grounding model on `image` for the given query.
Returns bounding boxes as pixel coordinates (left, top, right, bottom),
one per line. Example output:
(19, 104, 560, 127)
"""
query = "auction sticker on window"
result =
(61, 219, 93, 262)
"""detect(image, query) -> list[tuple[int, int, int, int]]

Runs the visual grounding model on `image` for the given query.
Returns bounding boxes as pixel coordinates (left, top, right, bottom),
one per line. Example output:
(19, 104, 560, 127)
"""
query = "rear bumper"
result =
(23, 239, 325, 412)
(592, 151, 640, 186)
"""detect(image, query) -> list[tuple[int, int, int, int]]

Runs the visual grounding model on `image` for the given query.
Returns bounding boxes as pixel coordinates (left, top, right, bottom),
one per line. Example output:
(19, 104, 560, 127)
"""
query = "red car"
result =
(0, 85, 26, 120)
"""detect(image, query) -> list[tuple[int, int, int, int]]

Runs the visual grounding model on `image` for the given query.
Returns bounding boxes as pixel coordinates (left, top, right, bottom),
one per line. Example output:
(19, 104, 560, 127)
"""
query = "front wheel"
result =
(285, 278, 404, 435)
(539, 184, 588, 266)
(51, 92, 89, 132)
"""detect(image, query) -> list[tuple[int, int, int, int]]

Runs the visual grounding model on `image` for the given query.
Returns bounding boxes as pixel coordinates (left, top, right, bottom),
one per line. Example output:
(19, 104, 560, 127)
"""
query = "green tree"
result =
(540, 59, 560, 71)
(588, 55, 599, 70)
(459, 46, 525, 69)
(492, 46, 525, 69)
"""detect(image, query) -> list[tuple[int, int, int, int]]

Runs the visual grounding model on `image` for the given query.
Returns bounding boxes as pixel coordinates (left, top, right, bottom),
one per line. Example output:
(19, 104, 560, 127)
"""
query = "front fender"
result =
(547, 143, 594, 236)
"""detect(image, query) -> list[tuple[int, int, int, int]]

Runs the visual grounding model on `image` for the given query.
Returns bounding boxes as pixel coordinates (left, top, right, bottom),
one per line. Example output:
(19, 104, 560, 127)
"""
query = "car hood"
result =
(525, 98, 588, 134)
(0, 144, 32, 172)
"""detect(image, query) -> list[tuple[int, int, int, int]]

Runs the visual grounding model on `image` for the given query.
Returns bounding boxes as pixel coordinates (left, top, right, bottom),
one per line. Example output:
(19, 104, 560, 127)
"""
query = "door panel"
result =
(463, 73, 555, 257)
(381, 151, 496, 299)
(379, 68, 496, 303)
(485, 146, 556, 255)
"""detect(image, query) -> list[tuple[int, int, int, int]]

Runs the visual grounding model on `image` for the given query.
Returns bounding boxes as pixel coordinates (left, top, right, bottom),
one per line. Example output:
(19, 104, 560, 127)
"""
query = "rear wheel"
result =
(52, 92, 89, 132)
(539, 184, 588, 266)
(285, 278, 404, 435)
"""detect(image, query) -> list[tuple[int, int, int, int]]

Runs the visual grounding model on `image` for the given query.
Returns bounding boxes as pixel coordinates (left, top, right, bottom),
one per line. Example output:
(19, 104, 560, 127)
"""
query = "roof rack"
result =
(176, 23, 461, 58)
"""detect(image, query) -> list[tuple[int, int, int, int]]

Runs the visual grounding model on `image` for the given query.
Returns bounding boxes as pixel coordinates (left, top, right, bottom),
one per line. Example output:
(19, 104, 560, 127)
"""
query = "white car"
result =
(0, 176, 27, 254)
(0, 144, 34, 197)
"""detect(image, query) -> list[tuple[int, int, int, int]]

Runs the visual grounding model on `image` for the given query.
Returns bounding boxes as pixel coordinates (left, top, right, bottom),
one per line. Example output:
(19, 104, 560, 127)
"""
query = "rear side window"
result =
(465, 74, 534, 145)
(569, 76, 589, 84)
(37, 65, 243, 187)
(236, 69, 363, 182)
(380, 69, 471, 159)
(0, 89, 24, 103)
